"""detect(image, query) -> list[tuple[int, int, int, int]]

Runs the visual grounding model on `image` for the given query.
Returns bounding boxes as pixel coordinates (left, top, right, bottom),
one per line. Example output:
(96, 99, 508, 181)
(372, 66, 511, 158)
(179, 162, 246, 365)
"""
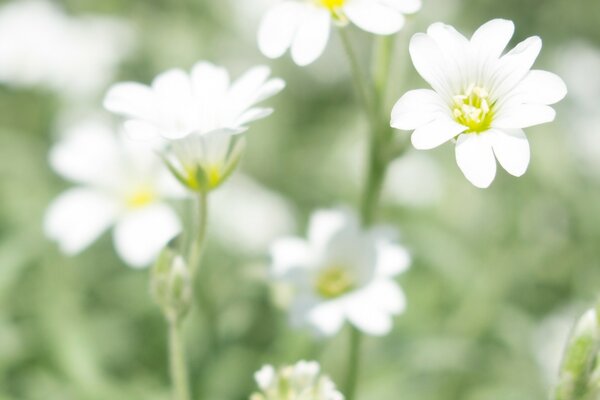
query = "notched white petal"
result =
(490, 129, 530, 177)
(455, 134, 497, 188)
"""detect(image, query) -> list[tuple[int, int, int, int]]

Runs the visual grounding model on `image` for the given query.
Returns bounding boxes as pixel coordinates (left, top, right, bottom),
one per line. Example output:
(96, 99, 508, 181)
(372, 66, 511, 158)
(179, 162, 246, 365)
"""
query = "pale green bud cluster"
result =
(555, 306, 600, 400)
(151, 246, 193, 323)
(250, 361, 344, 400)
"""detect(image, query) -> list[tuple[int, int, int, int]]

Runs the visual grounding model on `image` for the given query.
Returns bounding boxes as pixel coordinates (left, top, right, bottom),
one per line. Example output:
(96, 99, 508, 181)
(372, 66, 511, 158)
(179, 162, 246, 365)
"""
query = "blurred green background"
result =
(1, 0, 600, 399)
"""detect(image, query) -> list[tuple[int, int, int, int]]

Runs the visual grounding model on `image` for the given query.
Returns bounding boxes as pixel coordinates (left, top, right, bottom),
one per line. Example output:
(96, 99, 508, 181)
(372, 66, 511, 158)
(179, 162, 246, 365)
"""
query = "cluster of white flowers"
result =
(0, 0, 133, 96)
(251, 361, 343, 400)
(37, 1, 570, 396)
(270, 208, 410, 336)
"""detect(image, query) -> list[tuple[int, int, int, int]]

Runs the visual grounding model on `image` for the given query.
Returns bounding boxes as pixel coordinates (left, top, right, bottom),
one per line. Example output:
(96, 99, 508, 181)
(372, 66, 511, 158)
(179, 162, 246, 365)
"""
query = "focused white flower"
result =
(390, 19, 567, 188)
(44, 120, 183, 268)
(104, 62, 284, 192)
(270, 208, 409, 336)
(251, 360, 344, 400)
(0, 0, 133, 96)
(258, 0, 422, 66)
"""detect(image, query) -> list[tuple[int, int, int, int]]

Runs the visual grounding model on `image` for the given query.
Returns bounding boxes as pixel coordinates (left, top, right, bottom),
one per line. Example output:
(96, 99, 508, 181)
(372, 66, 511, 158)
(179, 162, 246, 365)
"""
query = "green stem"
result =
(188, 191, 209, 278)
(339, 30, 398, 400)
(338, 27, 375, 120)
(168, 320, 191, 400)
(187, 191, 220, 355)
(373, 36, 395, 110)
(344, 327, 363, 400)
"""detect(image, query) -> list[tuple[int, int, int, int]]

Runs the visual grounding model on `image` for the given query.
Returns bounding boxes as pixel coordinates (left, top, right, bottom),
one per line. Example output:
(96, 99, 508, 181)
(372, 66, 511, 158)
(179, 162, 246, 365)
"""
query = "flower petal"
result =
(258, 1, 306, 59)
(308, 208, 356, 251)
(390, 89, 449, 130)
(44, 188, 117, 254)
(227, 66, 284, 117)
(470, 19, 515, 60)
(270, 237, 312, 276)
(490, 36, 542, 101)
(409, 33, 454, 100)
(344, 2, 405, 35)
(291, 8, 331, 66)
(113, 203, 181, 268)
(426, 22, 469, 91)
(489, 129, 530, 177)
(513, 70, 567, 105)
(103, 82, 157, 121)
(381, 0, 422, 14)
(49, 121, 120, 186)
(375, 241, 411, 277)
(455, 133, 497, 188)
(344, 289, 397, 336)
(492, 104, 556, 129)
(411, 117, 466, 150)
(306, 301, 345, 336)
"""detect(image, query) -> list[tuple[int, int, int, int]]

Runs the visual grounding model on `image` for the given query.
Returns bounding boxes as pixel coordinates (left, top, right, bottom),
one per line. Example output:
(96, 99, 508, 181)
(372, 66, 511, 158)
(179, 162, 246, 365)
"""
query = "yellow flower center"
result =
(125, 185, 156, 209)
(315, 265, 355, 299)
(317, 0, 345, 10)
(452, 84, 494, 133)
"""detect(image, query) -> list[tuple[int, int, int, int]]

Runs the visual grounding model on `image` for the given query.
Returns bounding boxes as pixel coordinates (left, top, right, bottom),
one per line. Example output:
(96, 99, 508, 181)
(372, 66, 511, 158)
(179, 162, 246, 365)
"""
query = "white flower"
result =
(270, 208, 410, 336)
(44, 120, 183, 268)
(104, 62, 284, 192)
(251, 360, 344, 400)
(0, 0, 133, 96)
(258, 0, 422, 66)
(390, 19, 567, 188)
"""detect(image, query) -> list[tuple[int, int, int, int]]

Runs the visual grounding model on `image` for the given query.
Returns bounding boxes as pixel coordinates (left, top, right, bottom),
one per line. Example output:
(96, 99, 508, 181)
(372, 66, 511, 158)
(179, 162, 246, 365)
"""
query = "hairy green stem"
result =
(168, 320, 191, 400)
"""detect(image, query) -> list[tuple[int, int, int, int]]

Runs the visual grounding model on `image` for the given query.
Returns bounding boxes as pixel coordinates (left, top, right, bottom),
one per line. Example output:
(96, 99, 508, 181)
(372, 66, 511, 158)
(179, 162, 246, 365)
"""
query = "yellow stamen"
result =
(452, 85, 494, 133)
(317, 0, 345, 10)
(315, 265, 354, 299)
(125, 185, 156, 209)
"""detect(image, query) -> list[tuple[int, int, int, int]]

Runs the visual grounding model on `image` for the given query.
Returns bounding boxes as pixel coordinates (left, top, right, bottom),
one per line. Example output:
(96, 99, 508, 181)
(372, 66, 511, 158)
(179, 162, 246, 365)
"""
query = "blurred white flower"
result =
(270, 208, 409, 336)
(104, 62, 284, 192)
(383, 151, 443, 207)
(553, 42, 600, 179)
(0, 0, 133, 96)
(251, 360, 343, 400)
(391, 19, 567, 188)
(44, 119, 183, 268)
(211, 175, 296, 254)
(258, 0, 421, 66)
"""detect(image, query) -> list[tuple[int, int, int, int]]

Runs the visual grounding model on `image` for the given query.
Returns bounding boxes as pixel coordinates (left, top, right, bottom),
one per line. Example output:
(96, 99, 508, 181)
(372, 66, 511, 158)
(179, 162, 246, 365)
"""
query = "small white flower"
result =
(390, 19, 567, 188)
(258, 0, 422, 66)
(0, 0, 133, 96)
(270, 208, 410, 337)
(104, 62, 284, 192)
(44, 120, 182, 268)
(251, 360, 343, 400)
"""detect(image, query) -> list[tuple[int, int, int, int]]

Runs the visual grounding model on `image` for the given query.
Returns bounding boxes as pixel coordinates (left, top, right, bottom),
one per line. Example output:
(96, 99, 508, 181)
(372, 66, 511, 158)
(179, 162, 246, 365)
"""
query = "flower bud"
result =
(151, 247, 192, 322)
(555, 307, 600, 400)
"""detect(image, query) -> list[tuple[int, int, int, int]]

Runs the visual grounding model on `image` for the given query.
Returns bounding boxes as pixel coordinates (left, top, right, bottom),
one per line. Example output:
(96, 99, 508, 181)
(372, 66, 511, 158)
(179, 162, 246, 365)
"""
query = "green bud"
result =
(151, 247, 192, 323)
(555, 308, 600, 400)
